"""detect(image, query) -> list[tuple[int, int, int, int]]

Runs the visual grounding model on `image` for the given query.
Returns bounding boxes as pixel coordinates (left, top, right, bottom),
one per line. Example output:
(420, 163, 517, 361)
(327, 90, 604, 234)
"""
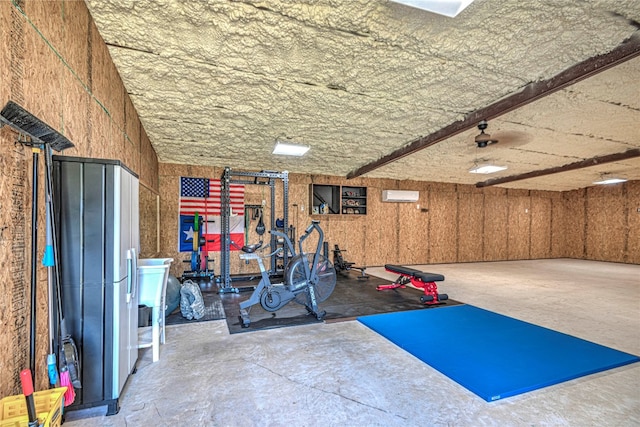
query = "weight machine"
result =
(332, 244, 369, 280)
(219, 167, 290, 292)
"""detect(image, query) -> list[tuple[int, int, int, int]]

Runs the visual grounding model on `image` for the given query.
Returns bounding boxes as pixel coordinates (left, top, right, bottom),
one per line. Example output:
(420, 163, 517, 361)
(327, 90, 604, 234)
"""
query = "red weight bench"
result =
(377, 264, 448, 305)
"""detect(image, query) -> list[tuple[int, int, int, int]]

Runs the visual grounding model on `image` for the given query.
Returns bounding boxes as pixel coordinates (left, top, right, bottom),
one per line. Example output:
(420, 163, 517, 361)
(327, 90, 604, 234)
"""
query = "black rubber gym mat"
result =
(222, 271, 462, 334)
(165, 287, 226, 326)
(164, 271, 461, 332)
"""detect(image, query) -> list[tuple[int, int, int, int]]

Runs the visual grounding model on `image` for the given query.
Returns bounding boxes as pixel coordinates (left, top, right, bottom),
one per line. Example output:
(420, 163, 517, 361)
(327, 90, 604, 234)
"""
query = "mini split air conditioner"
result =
(381, 190, 419, 202)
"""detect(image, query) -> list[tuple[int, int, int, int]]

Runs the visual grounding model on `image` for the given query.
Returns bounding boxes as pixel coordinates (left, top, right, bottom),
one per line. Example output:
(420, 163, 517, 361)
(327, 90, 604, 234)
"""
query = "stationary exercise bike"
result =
(238, 220, 337, 328)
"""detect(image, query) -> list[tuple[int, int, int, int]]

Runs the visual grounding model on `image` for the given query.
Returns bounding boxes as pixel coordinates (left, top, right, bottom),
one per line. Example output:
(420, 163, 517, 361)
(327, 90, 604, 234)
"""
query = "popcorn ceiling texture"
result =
(85, 0, 640, 191)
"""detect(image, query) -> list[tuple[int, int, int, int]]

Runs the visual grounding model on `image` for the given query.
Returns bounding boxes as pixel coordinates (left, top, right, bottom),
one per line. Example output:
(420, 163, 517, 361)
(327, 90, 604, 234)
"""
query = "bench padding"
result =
(385, 264, 445, 282)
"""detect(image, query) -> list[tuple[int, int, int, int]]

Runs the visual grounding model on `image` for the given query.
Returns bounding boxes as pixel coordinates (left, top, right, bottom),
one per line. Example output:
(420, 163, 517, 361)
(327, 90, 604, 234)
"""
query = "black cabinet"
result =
(310, 184, 367, 215)
(341, 186, 367, 215)
(53, 156, 139, 415)
(310, 184, 341, 215)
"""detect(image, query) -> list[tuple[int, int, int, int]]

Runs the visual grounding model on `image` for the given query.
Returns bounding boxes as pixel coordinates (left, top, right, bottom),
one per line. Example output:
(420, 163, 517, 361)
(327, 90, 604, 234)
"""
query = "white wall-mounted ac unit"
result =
(381, 190, 419, 202)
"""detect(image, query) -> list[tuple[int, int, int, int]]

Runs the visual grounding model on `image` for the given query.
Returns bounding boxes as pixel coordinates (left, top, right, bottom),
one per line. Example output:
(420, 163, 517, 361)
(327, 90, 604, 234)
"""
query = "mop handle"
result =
(43, 147, 66, 337)
(20, 369, 39, 426)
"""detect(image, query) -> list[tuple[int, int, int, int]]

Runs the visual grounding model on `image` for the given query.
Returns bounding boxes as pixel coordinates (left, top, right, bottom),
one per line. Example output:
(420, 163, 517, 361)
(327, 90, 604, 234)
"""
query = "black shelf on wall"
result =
(310, 184, 367, 215)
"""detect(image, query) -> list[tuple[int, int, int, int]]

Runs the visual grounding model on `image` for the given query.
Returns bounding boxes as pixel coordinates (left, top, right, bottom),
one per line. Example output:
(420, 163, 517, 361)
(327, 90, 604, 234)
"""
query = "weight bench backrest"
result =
(384, 264, 445, 282)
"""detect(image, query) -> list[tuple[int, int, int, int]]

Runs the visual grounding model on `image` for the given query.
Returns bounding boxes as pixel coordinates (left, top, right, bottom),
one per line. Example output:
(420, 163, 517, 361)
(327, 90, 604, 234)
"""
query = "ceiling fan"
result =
(475, 120, 498, 148)
(473, 120, 532, 149)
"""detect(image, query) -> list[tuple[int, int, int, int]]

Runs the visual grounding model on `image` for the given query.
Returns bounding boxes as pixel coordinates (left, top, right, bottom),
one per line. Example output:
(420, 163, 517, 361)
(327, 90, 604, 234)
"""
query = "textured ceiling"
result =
(84, 0, 640, 191)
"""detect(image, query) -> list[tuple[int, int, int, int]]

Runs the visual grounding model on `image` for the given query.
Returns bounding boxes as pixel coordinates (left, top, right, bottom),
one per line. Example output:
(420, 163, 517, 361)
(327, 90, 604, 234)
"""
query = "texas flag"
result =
(179, 177, 245, 252)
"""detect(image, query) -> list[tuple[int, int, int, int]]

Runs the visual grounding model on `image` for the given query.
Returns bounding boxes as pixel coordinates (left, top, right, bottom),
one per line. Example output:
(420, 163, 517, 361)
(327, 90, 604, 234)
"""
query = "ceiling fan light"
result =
(272, 141, 310, 156)
(593, 177, 627, 185)
(390, 0, 475, 17)
(469, 165, 507, 174)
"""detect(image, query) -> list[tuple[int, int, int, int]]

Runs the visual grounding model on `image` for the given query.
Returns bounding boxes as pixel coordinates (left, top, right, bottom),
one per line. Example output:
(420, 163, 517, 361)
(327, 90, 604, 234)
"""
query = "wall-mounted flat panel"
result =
(382, 189, 419, 202)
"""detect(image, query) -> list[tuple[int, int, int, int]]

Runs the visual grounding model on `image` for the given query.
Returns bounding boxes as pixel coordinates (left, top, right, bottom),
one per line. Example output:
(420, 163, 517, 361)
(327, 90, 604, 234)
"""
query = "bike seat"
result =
(241, 242, 263, 253)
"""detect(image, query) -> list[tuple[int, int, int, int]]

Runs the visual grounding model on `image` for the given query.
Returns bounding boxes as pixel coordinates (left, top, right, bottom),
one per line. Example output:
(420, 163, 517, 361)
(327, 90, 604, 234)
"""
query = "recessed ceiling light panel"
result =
(469, 165, 507, 174)
(272, 141, 310, 156)
(593, 177, 627, 185)
(390, 0, 475, 18)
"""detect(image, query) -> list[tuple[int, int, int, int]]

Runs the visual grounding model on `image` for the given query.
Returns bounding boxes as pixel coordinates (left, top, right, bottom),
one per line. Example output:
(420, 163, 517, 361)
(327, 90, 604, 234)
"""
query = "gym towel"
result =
(358, 305, 639, 402)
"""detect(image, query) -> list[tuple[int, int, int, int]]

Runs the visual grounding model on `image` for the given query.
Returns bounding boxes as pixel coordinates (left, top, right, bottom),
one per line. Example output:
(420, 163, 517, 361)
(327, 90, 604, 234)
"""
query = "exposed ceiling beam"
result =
(347, 33, 640, 179)
(475, 149, 640, 188)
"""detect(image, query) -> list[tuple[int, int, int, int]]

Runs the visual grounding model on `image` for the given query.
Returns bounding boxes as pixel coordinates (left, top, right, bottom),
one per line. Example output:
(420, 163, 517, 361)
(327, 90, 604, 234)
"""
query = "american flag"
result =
(179, 178, 245, 216)
(179, 177, 245, 252)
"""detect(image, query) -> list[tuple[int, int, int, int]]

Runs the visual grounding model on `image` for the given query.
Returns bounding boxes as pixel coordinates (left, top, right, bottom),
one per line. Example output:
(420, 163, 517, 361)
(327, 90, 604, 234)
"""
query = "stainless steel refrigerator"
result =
(53, 155, 139, 415)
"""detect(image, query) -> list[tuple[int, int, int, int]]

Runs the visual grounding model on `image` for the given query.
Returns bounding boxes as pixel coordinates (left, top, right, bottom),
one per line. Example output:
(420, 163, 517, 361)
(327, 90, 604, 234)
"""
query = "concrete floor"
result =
(65, 259, 640, 426)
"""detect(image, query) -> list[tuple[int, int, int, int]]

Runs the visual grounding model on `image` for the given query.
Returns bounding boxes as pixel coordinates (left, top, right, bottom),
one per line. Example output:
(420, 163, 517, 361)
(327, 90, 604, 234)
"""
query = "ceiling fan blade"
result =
(491, 130, 531, 146)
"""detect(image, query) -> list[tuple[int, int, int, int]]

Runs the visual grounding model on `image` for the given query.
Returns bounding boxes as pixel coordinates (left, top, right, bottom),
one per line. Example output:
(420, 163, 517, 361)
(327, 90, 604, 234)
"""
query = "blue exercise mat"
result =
(358, 305, 639, 401)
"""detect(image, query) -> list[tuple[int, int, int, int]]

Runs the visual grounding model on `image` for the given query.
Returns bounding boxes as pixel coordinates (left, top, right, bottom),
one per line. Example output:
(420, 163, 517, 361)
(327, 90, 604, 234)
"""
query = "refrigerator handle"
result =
(131, 248, 138, 300)
(126, 249, 134, 303)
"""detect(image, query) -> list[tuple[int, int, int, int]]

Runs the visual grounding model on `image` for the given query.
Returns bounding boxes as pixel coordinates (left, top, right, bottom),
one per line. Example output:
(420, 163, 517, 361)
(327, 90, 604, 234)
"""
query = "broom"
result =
(44, 196, 60, 389)
(43, 146, 77, 406)
(59, 364, 75, 405)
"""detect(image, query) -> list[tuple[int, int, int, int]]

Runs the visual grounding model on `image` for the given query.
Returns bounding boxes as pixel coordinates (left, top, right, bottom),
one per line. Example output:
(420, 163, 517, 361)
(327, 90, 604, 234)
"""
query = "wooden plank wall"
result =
(0, 0, 158, 397)
(482, 188, 509, 260)
(627, 181, 640, 265)
(584, 182, 638, 263)
(557, 181, 640, 263)
(158, 165, 639, 280)
(139, 184, 159, 258)
(530, 192, 552, 258)
(457, 186, 484, 263)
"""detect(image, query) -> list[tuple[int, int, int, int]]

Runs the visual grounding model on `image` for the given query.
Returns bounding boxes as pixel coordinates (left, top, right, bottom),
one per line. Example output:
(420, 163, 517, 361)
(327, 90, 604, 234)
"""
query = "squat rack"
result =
(219, 167, 290, 291)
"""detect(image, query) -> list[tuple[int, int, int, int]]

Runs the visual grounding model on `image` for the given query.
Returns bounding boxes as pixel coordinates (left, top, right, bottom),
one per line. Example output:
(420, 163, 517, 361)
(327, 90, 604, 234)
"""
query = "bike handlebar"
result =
(270, 229, 296, 256)
(247, 221, 324, 270)
(299, 220, 324, 261)
(305, 220, 320, 234)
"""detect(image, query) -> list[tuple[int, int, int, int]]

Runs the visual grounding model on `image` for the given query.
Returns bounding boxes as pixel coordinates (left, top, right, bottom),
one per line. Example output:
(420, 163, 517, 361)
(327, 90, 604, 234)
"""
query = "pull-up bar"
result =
(218, 167, 290, 291)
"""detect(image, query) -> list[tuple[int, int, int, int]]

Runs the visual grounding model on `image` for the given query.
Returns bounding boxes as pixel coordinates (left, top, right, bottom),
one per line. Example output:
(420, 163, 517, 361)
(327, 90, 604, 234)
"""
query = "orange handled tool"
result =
(20, 369, 39, 427)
